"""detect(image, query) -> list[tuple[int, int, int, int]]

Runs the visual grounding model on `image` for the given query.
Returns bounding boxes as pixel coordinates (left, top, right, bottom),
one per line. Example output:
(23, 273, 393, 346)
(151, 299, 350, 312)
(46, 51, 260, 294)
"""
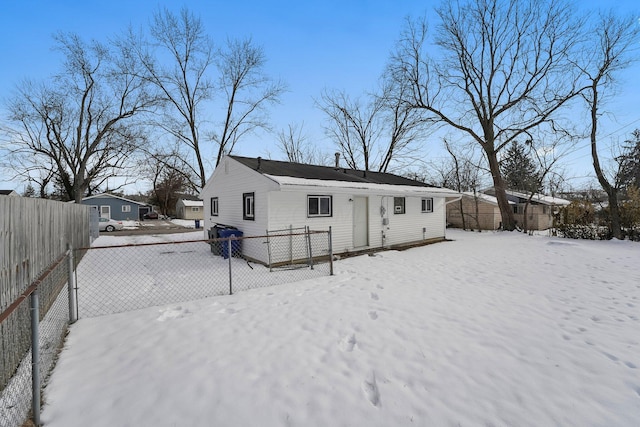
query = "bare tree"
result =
(318, 81, 428, 172)
(377, 78, 429, 173)
(389, 0, 584, 230)
(318, 89, 384, 171)
(5, 33, 158, 202)
(143, 146, 193, 216)
(433, 140, 486, 230)
(580, 13, 640, 239)
(139, 7, 215, 191)
(276, 122, 328, 164)
(213, 37, 286, 167)
(135, 9, 285, 189)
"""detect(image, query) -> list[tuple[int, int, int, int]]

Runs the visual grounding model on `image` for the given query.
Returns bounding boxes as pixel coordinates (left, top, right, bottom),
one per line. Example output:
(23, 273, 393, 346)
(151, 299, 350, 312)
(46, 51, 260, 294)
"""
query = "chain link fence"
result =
(1, 253, 73, 427)
(1, 229, 331, 426)
(75, 229, 333, 318)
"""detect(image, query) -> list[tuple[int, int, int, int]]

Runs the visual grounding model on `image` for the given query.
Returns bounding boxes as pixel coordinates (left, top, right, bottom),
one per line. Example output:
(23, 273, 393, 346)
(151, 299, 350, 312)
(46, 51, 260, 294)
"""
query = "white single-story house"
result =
(176, 198, 204, 220)
(0, 190, 19, 197)
(200, 155, 460, 264)
(80, 193, 153, 221)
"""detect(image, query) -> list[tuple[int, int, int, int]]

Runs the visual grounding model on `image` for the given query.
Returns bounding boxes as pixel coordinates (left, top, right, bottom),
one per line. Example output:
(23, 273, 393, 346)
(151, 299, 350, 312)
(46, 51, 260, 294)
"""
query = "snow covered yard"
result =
(41, 230, 640, 426)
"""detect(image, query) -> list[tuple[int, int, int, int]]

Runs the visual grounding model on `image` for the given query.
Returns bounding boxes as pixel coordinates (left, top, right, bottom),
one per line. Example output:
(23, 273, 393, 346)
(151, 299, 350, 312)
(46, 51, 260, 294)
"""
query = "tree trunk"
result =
(605, 188, 623, 239)
(459, 199, 466, 230)
(486, 150, 516, 230)
(590, 83, 623, 240)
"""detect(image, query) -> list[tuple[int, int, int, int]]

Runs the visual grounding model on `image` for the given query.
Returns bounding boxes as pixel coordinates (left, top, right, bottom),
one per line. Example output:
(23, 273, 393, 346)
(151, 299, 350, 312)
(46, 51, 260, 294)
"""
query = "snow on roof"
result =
(461, 191, 515, 205)
(82, 193, 149, 206)
(264, 174, 460, 197)
(180, 199, 203, 207)
(506, 189, 571, 206)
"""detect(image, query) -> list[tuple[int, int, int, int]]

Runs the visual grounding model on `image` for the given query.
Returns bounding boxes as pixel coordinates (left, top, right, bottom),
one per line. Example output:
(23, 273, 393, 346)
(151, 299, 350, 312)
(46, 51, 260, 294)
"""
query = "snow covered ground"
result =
(41, 230, 640, 426)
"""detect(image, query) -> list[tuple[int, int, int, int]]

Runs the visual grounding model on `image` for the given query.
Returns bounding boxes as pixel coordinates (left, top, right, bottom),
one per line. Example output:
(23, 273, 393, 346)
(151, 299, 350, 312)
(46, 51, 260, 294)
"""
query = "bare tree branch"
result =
(389, 0, 586, 230)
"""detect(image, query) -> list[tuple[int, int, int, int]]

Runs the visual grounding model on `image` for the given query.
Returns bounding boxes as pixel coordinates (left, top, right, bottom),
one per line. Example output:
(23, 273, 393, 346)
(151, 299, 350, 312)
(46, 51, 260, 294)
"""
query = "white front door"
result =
(353, 196, 369, 248)
(100, 205, 111, 219)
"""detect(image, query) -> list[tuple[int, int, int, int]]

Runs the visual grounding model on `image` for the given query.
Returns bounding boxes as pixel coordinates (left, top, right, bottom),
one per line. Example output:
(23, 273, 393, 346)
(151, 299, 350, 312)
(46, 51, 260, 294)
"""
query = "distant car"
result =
(99, 217, 124, 232)
(143, 211, 159, 220)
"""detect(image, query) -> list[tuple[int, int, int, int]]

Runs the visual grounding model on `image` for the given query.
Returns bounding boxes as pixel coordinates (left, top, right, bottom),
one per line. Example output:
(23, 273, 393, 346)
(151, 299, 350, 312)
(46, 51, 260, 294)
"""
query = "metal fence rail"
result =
(75, 229, 333, 319)
(0, 252, 73, 427)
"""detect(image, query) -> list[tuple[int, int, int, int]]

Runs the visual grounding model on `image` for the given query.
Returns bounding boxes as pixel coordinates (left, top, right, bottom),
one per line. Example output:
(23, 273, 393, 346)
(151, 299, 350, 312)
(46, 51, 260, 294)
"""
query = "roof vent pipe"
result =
(335, 152, 340, 168)
(257, 156, 261, 170)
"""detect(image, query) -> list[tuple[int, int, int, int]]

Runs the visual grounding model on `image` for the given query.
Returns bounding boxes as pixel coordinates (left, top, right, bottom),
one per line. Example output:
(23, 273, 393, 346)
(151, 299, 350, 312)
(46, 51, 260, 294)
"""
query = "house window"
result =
(211, 197, 218, 216)
(421, 198, 433, 213)
(192, 207, 200, 212)
(308, 195, 332, 217)
(393, 197, 405, 214)
(122, 205, 131, 213)
(512, 205, 518, 214)
(243, 192, 255, 220)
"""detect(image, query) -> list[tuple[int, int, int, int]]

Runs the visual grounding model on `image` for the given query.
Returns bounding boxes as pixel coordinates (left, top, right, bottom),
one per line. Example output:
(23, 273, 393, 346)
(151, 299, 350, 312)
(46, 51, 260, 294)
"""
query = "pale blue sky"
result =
(1, 0, 638, 193)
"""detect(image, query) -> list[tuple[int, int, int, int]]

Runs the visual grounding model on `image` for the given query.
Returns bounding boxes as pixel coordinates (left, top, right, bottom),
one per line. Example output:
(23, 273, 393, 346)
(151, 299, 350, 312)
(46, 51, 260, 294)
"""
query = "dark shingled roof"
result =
(230, 156, 433, 188)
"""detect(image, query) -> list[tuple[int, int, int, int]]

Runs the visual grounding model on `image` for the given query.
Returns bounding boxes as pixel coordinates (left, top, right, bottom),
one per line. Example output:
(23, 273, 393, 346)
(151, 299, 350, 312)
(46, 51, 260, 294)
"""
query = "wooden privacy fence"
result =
(0, 196, 90, 427)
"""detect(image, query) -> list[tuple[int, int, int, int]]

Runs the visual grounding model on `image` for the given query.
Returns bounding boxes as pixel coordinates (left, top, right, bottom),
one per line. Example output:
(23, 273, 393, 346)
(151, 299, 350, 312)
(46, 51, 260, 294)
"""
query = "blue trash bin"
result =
(195, 219, 200, 229)
(219, 228, 243, 259)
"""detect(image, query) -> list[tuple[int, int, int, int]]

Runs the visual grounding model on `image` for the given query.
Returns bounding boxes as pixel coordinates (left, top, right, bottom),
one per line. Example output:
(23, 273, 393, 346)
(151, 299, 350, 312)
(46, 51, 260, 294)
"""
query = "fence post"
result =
(306, 226, 314, 270)
(227, 238, 233, 295)
(30, 288, 41, 426)
(289, 224, 293, 264)
(266, 230, 273, 272)
(67, 245, 77, 324)
(328, 227, 334, 276)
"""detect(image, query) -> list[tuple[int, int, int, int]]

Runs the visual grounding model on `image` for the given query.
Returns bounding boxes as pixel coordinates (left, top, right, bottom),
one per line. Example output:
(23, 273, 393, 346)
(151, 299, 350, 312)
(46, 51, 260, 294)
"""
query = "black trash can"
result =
(208, 226, 221, 255)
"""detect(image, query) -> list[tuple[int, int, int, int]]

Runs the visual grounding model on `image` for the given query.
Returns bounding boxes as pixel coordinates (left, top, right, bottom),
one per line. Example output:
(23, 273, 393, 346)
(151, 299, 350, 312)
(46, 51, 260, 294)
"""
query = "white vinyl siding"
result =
(201, 157, 278, 261)
(380, 196, 445, 247)
(200, 156, 449, 263)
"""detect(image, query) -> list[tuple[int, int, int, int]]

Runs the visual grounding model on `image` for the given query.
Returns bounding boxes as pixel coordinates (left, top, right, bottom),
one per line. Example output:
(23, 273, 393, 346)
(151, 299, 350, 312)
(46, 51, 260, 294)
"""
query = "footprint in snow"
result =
(339, 333, 357, 352)
(368, 311, 378, 320)
(362, 371, 381, 407)
(376, 284, 384, 290)
(370, 292, 379, 301)
(157, 306, 190, 322)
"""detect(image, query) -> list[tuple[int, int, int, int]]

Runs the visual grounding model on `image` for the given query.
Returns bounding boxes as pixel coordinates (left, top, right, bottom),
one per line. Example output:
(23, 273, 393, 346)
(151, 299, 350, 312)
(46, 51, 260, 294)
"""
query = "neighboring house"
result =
(446, 192, 514, 230)
(483, 188, 571, 230)
(200, 155, 460, 264)
(0, 190, 19, 196)
(176, 198, 204, 220)
(80, 193, 153, 221)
